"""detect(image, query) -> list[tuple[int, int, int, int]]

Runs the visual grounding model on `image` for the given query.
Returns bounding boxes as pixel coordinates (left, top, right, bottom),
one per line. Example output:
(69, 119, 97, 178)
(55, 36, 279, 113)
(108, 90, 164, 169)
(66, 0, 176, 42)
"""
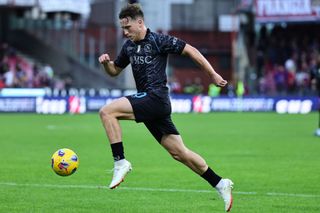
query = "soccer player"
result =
(98, 3, 233, 212)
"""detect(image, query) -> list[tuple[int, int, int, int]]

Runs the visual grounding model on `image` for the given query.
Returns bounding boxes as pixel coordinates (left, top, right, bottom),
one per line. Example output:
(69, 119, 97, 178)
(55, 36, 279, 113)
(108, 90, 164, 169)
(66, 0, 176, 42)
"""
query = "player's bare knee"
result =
(99, 106, 115, 120)
(99, 106, 107, 118)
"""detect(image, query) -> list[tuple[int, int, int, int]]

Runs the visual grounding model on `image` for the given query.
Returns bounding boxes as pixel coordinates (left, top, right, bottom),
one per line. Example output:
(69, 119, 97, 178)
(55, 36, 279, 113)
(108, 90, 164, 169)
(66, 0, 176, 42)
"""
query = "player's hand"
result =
(98, 54, 111, 64)
(212, 73, 228, 87)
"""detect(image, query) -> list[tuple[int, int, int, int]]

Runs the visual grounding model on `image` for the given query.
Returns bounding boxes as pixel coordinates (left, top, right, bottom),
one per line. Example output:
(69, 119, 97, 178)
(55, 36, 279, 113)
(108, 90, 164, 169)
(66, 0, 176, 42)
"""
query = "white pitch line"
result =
(266, 192, 320, 198)
(0, 182, 319, 198)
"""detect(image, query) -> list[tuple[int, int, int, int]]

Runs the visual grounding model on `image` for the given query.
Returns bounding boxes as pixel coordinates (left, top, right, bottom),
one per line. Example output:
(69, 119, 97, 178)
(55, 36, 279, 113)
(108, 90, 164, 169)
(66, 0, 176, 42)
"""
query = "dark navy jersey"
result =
(114, 29, 186, 96)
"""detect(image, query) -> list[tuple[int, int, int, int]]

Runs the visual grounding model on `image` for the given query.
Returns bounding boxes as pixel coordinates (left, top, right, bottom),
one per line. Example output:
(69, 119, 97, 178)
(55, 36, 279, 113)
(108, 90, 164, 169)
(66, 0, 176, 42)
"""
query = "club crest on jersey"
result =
(144, 44, 152, 53)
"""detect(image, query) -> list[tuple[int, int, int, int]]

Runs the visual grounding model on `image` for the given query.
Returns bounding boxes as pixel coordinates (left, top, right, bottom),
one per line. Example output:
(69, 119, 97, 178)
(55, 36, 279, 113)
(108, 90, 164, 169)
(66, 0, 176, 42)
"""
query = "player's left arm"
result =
(182, 44, 227, 87)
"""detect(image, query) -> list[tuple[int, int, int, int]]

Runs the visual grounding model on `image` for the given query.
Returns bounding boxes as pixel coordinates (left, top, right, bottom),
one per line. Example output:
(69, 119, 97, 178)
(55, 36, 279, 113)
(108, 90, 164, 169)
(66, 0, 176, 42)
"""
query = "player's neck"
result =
(137, 26, 147, 41)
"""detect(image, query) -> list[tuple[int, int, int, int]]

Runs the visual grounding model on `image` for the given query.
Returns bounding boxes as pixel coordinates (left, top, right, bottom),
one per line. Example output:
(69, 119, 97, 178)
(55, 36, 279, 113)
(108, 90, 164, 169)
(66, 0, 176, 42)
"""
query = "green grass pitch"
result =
(0, 112, 320, 213)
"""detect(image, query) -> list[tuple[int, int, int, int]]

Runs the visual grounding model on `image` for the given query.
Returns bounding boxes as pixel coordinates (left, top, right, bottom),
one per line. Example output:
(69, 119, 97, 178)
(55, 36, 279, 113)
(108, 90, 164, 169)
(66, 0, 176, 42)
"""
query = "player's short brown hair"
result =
(119, 3, 144, 20)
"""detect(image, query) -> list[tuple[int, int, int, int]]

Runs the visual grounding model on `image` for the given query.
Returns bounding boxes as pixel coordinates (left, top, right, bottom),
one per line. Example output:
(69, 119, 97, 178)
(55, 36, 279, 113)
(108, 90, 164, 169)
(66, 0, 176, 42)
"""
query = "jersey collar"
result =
(134, 28, 151, 44)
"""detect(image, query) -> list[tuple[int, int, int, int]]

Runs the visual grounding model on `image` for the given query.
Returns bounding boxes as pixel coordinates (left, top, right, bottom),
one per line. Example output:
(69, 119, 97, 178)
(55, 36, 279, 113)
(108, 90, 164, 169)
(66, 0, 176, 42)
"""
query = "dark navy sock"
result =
(111, 142, 125, 161)
(201, 167, 222, 187)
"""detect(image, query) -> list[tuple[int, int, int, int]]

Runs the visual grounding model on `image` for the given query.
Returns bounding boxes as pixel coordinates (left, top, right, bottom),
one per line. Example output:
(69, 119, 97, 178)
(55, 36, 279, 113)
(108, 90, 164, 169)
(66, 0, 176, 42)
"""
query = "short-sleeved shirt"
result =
(114, 29, 186, 98)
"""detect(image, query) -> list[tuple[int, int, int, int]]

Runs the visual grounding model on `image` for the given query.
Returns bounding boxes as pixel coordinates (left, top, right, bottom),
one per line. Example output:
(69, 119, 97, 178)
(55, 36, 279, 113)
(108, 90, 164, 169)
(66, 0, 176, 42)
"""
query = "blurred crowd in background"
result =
(255, 25, 320, 97)
(0, 42, 72, 90)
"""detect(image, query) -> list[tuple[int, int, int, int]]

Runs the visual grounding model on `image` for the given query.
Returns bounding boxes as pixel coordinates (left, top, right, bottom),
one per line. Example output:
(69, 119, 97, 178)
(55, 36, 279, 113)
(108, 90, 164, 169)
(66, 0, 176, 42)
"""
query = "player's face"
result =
(120, 17, 143, 42)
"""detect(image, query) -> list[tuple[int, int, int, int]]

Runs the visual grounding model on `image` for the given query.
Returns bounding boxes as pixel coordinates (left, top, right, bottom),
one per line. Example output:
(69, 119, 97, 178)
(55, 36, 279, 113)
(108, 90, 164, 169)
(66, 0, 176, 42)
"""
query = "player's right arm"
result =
(98, 54, 123, 77)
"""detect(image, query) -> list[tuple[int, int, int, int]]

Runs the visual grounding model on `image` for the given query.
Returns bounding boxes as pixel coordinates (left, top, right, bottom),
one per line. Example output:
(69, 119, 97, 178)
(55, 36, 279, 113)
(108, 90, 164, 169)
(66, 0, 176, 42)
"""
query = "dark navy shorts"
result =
(125, 92, 179, 143)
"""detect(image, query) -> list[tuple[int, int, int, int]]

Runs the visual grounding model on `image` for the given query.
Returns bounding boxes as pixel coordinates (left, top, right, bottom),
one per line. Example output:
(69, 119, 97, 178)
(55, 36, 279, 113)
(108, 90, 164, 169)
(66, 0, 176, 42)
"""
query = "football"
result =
(51, 148, 79, 176)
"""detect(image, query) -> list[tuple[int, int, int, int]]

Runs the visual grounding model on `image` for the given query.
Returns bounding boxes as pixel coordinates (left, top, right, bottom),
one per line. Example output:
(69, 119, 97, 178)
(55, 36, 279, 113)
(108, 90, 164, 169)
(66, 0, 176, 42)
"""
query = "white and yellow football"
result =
(51, 148, 79, 176)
